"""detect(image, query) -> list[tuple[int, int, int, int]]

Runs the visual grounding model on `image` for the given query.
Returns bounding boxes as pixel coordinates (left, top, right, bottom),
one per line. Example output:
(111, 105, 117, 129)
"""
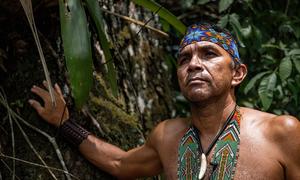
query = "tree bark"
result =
(0, 0, 175, 179)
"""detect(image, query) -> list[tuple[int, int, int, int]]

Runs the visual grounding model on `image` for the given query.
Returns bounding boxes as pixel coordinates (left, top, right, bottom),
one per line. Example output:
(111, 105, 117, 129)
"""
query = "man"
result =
(29, 23, 300, 179)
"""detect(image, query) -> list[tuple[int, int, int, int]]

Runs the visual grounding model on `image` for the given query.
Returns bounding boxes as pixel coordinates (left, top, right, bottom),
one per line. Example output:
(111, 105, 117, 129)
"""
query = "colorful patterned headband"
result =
(179, 23, 241, 65)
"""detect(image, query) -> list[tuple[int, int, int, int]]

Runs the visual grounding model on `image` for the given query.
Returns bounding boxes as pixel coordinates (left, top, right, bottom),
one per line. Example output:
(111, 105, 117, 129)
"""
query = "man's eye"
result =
(178, 57, 189, 65)
(205, 51, 217, 58)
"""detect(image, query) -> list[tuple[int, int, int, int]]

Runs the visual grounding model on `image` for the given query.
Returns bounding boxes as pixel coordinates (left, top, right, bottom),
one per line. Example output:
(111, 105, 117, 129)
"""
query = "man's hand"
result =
(28, 81, 69, 127)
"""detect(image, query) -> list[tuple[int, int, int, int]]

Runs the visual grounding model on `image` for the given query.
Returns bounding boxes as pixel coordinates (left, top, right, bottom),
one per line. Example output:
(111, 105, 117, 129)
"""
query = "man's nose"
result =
(187, 55, 204, 72)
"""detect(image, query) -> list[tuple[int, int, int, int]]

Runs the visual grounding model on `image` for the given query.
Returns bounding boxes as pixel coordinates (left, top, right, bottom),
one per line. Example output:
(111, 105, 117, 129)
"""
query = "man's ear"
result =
(232, 64, 247, 87)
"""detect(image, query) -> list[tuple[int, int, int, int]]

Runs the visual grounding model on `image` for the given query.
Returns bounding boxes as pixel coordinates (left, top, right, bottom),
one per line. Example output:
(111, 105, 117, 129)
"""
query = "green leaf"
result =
(181, 0, 193, 8)
(291, 24, 300, 39)
(160, 18, 171, 32)
(218, 14, 229, 28)
(132, 0, 186, 35)
(288, 49, 300, 56)
(252, 25, 262, 48)
(229, 13, 245, 47)
(85, 0, 118, 97)
(287, 81, 298, 106)
(244, 71, 270, 94)
(258, 73, 277, 110)
(240, 25, 252, 39)
(292, 58, 300, 73)
(279, 57, 292, 81)
(59, 0, 93, 108)
(197, 0, 210, 5)
(267, 73, 277, 89)
(219, 0, 234, 13)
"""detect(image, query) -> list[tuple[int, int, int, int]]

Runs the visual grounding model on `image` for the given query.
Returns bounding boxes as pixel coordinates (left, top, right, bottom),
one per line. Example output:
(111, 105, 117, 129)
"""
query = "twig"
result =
(14, 117, 58, 180)
(0, 120, 8, 136)
(82, 105, 105, 136)
(8, 104, 15, 180)
(0, 153, 79, 180)
(1, 89, 16, 180)
(101, 8, 169, 38)
(136, 5, 163, 36)
(285, 0, 290, 15)
(19, 0, 56, 107)
(0, 159, 21, 180)
(0, 90, 72, 180)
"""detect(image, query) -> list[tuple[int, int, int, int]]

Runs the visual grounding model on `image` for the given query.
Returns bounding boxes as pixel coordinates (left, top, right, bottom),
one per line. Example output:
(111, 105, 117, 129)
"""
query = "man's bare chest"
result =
(159, 134, 284, 180)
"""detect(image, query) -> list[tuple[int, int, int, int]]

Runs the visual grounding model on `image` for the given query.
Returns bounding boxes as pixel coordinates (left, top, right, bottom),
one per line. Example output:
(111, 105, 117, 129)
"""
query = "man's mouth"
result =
(186, 77, 208, 86)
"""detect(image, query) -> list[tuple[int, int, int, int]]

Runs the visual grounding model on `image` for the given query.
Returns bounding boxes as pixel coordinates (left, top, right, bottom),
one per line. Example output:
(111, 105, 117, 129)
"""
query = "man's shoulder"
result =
(267, 114, 300, 142)
(147, 118, 189, 146)
(152, 118, 189, 136)
(241, 107, 300, 141)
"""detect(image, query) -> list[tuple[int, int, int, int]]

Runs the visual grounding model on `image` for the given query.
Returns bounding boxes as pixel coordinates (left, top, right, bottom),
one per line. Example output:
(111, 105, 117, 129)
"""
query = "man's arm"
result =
(28, 81, 163, 179)
(80, 135, 163, 179)
(270, 115, 300, 179)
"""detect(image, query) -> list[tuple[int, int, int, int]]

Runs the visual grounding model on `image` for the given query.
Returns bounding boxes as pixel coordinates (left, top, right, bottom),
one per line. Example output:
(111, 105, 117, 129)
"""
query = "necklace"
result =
(177, 105, 241, 180)
(193, 105, 237, 179)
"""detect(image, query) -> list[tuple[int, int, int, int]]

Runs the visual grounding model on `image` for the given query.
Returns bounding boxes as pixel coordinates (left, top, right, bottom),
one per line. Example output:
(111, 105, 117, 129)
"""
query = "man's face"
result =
(177, 41, 235, 103)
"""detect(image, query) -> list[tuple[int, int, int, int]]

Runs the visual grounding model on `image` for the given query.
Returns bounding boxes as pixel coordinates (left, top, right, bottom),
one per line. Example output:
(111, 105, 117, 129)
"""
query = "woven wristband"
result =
(60, 120, 91, 147)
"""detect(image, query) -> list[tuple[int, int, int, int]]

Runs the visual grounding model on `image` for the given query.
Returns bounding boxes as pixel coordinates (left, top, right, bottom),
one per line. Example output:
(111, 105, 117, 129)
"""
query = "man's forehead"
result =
(179, 41, 226, 54)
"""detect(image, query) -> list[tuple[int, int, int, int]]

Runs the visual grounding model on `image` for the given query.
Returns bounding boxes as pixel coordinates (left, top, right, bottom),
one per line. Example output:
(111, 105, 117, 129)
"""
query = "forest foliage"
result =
(53, 0, 300, 117)
(160, 0, 300, 117)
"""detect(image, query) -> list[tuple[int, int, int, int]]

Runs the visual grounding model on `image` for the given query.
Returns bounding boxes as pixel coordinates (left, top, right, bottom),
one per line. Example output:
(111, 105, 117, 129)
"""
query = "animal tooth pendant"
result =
(198, 153, 207, 180)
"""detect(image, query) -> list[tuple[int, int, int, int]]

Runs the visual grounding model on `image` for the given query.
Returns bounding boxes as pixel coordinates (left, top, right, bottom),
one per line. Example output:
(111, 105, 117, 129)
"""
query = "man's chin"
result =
(184, 92, 211, 103)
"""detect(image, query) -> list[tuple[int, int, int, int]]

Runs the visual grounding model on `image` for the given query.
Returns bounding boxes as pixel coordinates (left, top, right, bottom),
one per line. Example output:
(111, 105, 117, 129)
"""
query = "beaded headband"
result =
(179, 23, 242, 65)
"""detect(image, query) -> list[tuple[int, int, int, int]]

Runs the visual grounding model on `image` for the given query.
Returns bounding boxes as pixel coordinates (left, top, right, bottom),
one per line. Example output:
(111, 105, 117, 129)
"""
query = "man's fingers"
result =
(43, 80, 53, 90)
(28, 99, 44, 115)
(43, 81, 64, 99)
(43, 81, 48, 90)
(54, 83, 64, 97)
(31, 85, 50, 101)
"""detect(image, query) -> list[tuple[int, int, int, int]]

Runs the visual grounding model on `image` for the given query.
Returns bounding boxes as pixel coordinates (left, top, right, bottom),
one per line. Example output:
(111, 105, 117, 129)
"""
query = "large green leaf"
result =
(59, 0, 93, 108)
(258, 73, 277, 110)
(85, 0, 118, 97)
(244, 71, 270, 94)
(219, 0, 234, 13)
(132, 0, 186, 35)
(279, 57, 292, 81)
